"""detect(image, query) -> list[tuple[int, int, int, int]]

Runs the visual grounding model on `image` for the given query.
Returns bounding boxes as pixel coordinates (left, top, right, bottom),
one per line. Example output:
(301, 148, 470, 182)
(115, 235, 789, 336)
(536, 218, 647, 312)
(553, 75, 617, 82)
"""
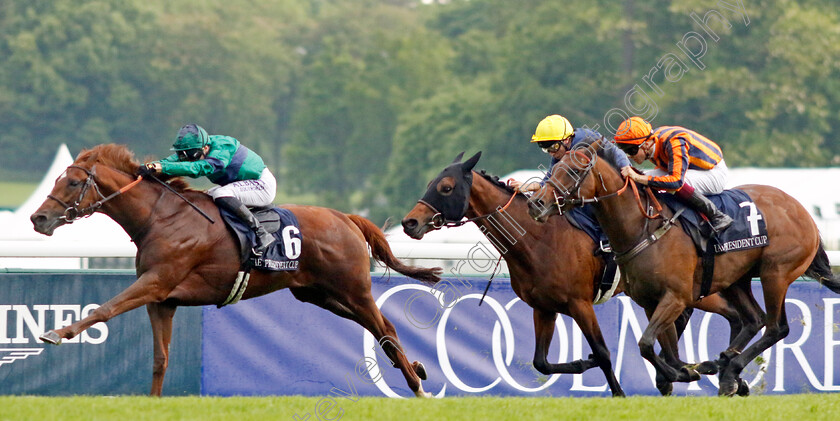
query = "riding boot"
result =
(683, 191, 733, 232)
(214, 196, 276, 255)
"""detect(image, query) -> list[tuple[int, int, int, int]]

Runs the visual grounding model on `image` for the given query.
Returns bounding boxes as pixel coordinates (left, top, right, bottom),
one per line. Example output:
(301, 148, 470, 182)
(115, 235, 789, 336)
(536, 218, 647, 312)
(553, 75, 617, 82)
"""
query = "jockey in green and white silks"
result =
(142, 123, 277, 254)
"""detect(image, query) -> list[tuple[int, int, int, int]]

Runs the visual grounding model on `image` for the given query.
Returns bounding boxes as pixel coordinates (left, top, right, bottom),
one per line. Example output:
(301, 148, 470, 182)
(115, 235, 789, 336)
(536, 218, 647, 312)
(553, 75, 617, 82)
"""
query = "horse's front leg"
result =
(147, 302, 177, 396)
(531, 307, 616, 392)
(40, 272, 170, 344)
(638, 295, 700, 385)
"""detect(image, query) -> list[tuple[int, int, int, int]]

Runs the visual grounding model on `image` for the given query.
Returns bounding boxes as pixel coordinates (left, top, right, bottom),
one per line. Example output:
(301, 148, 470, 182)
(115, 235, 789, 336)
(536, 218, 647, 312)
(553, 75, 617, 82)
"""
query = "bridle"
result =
(416, 186, 520, 229)
(543, 150, 661, 219)
(47, 165, 142, 223)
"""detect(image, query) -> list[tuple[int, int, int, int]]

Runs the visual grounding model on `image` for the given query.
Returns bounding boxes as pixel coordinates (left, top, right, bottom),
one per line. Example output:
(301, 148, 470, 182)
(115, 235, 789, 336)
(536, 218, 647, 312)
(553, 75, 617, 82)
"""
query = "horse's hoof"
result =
(681, 366, 701, 382)
(718, 379, 738, 397)
(695, 360, 719, 375)
(736, 378, 750, 396)
(39, 331, 62, 345)
(412, 361, 427, 381)
(413, 389, 433, 398)
(656, 380, 673, 396)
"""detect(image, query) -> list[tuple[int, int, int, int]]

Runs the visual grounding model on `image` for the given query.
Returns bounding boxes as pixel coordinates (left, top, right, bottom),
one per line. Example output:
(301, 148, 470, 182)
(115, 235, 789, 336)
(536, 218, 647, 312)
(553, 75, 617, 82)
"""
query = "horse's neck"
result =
(467, 174, 567, 257)
(95, 170, 176, 241)
(591, 165, 651, 249)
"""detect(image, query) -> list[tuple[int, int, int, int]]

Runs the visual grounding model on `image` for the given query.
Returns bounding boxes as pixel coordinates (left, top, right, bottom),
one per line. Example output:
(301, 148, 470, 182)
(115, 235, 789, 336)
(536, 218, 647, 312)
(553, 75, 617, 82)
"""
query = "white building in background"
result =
(385, 167, 840, 275)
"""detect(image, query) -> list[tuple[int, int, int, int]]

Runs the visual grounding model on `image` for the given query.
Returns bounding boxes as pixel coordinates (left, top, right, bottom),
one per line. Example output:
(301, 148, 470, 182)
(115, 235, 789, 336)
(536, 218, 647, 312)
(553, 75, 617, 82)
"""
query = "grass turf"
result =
(0, 394, 838, 421)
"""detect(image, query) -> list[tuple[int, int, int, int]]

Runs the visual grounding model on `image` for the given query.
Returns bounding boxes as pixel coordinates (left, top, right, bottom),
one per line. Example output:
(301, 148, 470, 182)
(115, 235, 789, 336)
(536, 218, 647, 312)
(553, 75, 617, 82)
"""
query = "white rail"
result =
(0, 240, 838, 266)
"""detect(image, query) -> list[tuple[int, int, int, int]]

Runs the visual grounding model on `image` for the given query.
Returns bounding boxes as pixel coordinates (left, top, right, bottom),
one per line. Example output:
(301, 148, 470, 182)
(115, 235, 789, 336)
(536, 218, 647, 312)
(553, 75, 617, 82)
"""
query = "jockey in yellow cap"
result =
(509, 115, 631, 192)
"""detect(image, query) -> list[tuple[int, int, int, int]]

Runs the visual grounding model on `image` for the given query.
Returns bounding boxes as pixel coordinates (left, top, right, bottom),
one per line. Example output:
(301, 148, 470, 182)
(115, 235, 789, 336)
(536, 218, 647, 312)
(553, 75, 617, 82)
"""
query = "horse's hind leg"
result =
(347, 296, 429, 397)
(302, 289, 428, 397)
(147, 302, 177, 396)
(714, 277, 765, 372)
(719, 274, 794, 396)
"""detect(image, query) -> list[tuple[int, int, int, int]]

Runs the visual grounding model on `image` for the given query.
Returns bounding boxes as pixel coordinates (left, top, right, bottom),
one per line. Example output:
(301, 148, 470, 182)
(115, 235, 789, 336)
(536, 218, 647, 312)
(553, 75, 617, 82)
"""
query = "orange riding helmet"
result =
(614, 117, 652, 145)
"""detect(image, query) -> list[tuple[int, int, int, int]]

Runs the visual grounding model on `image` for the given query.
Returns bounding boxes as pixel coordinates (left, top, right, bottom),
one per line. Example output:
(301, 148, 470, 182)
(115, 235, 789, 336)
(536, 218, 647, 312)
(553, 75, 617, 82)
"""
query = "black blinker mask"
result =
(419, 152, 482, 223)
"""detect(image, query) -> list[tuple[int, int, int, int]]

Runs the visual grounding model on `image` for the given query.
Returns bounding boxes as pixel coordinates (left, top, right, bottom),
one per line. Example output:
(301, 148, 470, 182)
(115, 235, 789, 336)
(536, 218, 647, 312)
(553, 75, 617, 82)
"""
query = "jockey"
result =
(613, 116, 733, 231)
(139, 123, 277, 254)
(509, 114, 632, 192)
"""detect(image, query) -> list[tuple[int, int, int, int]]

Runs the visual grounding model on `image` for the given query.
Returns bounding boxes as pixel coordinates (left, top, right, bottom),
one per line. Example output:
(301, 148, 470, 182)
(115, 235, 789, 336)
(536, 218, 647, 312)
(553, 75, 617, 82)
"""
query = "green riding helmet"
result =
(171, 124, 209, 151)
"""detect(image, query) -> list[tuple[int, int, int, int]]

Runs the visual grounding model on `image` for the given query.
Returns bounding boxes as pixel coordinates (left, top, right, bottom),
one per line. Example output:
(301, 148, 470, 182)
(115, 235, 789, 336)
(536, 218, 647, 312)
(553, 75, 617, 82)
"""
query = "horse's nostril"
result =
(30, 213, 44, 225)
(402, 219, 418, 231)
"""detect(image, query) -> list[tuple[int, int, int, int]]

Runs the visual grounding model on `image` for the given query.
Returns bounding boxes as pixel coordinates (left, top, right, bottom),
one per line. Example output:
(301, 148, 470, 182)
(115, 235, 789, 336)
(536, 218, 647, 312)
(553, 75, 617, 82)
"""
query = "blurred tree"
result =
(283, 0, 451, 212)
(0, 0, 158, 179)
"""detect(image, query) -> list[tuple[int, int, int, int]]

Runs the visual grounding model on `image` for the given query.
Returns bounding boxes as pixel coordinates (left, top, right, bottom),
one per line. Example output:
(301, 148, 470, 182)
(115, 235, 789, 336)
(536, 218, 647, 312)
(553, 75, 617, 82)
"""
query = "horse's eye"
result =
(68, 179, 81, 187)
(441, 185, 453, 194)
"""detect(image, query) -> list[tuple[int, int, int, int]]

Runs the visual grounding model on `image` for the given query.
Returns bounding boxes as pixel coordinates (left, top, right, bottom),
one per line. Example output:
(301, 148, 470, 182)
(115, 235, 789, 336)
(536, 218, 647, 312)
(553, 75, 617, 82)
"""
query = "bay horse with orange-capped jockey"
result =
(30, 144, 442, 397)
(527, 140, 840, 396)
(402, 151, 759, 396)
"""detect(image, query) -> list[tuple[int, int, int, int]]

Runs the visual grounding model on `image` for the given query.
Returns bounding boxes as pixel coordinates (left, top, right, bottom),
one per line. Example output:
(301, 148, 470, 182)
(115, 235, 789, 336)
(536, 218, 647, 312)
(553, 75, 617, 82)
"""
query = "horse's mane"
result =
(477, 170, 517, 195)
(76, 144, 193, 192)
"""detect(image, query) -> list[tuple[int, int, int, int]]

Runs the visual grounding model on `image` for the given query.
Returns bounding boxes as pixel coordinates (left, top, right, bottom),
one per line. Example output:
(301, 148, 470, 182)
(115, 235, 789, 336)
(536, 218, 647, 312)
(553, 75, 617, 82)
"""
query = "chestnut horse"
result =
(528, 140, 840, 396)
(401, 152, 752, 396)
(30, 144, 442, 397)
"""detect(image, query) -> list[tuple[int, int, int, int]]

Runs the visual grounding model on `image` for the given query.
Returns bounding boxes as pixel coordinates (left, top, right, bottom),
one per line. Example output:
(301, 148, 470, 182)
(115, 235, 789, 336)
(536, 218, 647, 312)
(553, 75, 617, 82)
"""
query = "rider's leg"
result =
(675, 183, 732, 231)
(209, 169, 277, 255)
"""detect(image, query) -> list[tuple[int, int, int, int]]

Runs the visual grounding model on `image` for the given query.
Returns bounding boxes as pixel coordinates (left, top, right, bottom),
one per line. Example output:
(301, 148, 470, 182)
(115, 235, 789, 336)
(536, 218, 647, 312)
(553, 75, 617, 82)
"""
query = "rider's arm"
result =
(645, 137, 688, 191)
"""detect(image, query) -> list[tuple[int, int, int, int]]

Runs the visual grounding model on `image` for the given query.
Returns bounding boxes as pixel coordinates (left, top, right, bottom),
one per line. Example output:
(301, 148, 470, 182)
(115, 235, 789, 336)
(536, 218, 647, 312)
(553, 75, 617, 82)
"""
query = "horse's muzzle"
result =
(527, 198, 557, 223)
(401, 217, 427, 240)
(30, 212, 61, 236)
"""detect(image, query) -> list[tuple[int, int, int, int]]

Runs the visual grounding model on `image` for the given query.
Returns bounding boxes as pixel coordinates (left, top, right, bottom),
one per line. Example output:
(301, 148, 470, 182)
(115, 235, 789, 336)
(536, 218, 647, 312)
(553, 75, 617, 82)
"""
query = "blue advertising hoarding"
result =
(0, 271, 202, 395)
(201, 275, 840, 397)
(2, 271, 838, 397)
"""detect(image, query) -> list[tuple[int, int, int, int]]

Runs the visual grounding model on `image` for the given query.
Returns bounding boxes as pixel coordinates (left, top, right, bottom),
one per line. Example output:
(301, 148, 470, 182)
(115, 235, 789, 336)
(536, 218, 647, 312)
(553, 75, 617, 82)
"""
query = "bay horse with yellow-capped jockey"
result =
(402, 151, 760, 396)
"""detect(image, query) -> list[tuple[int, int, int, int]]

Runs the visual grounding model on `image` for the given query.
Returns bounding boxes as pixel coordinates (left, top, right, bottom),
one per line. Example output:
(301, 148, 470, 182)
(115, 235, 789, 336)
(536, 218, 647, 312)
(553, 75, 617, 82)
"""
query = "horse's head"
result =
(30, 144, 140, 236)
(401, 151, 481, 239)
(527, 140, 602, 222)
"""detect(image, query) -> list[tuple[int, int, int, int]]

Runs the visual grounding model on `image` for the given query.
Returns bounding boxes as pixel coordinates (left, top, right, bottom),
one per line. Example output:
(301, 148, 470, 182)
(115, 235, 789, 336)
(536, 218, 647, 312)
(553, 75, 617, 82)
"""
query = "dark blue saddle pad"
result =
(219, 207, 302, 271)
(658, 189, 769, 254)
(565, 204, 609, 246)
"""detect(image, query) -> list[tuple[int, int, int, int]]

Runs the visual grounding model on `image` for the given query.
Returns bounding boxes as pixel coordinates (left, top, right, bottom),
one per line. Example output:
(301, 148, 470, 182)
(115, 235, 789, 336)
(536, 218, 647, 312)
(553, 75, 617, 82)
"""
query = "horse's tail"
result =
(804, 240, 840, 294)
(346, 214, 442, 285)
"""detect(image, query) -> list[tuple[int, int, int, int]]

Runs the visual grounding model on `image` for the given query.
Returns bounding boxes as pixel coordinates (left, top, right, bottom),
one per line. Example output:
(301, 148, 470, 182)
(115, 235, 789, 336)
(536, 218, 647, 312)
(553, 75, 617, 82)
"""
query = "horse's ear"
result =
(590, 138, 605, 152)
(452, 151, 466, 163)
(462, 151, 482, 173)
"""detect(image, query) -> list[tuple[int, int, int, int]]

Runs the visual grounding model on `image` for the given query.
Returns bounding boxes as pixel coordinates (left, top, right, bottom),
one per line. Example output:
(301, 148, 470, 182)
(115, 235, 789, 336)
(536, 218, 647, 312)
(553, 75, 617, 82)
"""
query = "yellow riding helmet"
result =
(531, 115, 574, 142)
(614, 116, 652, 145)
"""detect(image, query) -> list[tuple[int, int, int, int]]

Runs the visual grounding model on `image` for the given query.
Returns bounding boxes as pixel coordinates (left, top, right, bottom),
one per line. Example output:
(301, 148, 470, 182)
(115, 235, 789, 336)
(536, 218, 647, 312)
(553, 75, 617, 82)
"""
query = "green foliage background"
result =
(1, 0, 838, 223)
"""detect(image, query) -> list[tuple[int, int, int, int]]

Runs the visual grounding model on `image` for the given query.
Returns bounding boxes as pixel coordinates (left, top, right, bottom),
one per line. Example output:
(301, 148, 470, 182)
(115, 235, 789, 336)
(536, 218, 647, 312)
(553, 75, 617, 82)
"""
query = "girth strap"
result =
(615, 209, 684, 266)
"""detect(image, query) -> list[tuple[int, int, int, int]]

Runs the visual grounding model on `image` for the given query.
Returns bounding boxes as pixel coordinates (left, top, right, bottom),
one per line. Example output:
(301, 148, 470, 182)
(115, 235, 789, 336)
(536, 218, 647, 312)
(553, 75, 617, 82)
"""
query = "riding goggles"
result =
(617, 143, 640, 156)
(538, 141, 565, 154)
(177, 148, 204, 161)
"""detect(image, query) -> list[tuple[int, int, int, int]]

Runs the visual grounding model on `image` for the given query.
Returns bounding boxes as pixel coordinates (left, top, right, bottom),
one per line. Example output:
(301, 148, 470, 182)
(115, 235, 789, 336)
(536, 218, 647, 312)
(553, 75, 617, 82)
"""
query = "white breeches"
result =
(645, 159, 729, 195)
(208, 168, 276, 207)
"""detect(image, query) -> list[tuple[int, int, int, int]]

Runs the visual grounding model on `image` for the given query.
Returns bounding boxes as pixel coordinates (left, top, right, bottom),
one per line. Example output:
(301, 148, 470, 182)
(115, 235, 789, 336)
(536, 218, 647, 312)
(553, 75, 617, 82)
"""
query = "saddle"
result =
(564, 206, 620, 304)
(657, 188, 769, 299)
(218, 206, 303, 270)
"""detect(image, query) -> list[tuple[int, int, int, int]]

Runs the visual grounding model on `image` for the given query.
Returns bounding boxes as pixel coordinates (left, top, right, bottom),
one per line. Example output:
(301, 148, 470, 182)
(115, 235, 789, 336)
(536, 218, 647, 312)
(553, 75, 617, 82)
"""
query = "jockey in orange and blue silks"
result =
(614, 117, 733, 231)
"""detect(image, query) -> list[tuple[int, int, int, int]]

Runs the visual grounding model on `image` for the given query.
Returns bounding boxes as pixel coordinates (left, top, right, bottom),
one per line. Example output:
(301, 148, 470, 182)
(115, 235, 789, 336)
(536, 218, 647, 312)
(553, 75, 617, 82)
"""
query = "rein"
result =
(48, 164, 215, 225)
